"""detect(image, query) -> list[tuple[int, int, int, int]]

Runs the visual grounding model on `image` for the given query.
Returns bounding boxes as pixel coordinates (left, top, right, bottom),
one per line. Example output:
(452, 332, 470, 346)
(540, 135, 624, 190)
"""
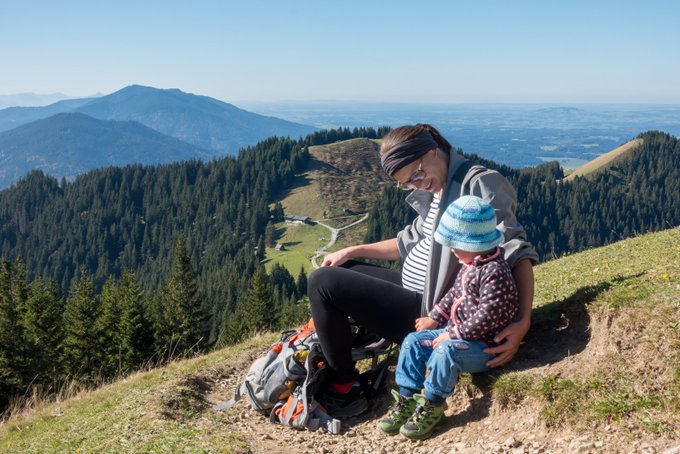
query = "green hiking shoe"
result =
(399, 394, 444, 440)
(377, 390, 417, 434)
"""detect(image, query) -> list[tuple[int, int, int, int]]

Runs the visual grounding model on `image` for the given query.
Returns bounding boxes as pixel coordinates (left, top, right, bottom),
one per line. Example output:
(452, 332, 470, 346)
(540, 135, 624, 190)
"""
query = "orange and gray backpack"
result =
(213, 318, 393, 434)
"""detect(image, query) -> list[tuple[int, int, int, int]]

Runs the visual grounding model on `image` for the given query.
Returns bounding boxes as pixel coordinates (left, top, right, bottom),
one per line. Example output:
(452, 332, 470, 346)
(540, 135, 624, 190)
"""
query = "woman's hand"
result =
(431, 331, 450, 348)
(321, 247, 354, 267)
(483, 318, 530, 367)
(415, 317, 438, 331)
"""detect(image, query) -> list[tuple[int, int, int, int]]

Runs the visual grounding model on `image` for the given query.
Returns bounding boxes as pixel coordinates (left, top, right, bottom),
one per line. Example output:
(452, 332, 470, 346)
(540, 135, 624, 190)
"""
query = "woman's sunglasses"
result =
(396, 160, 426, 190)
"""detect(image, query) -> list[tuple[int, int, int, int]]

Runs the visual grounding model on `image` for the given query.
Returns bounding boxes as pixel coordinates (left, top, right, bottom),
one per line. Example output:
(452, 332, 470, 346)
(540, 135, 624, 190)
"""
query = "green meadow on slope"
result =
(265, 138, 391, 273)
(1, 228, 678, 452)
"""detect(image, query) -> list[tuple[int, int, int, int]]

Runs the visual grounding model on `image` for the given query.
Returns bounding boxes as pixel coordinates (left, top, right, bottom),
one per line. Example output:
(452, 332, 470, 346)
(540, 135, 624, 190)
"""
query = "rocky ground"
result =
(203, 346, 679, 454)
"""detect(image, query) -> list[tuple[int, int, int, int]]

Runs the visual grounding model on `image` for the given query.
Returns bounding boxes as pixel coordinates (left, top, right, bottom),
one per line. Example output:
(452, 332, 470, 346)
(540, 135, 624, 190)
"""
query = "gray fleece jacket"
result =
(396, 152, 539, 316)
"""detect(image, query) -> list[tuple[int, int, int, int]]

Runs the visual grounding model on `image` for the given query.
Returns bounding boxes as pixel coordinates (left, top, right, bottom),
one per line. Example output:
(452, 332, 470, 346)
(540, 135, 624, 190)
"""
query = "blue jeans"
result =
(395, 329, 493, 402)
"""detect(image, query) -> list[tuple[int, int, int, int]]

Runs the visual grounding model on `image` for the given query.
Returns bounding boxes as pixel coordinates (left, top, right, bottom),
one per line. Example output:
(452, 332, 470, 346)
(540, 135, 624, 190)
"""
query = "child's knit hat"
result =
(434, 195, 504, 252)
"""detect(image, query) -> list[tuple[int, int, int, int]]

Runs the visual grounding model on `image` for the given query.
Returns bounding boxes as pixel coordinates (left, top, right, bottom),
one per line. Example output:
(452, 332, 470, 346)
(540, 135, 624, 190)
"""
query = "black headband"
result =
(380, 131, 439, 176)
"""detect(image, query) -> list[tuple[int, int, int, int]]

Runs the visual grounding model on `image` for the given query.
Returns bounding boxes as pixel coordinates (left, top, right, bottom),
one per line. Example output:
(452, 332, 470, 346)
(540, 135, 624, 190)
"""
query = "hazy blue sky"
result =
(2, 0, 679, 103)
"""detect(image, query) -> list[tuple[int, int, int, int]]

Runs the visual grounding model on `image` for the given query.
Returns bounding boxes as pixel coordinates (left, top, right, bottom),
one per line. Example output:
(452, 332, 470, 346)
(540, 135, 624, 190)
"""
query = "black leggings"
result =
(308, 261, 422, 383)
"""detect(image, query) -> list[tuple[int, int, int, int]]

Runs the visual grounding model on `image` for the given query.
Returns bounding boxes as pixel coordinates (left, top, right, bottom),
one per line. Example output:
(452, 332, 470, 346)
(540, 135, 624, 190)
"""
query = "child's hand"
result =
(415, 317, 438, 331)
(432, 331, 450, 348)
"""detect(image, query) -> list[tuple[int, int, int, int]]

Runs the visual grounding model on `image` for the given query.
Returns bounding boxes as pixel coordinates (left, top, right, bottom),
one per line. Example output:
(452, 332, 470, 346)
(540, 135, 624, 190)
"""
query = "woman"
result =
(308, 124, 538, 418)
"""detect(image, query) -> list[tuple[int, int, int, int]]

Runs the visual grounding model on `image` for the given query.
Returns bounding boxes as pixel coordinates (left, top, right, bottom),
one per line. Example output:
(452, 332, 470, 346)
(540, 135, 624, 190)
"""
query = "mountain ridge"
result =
(74, 85, 318, 155)
(0, 112, 211, 188)
(0, 84, 318, 156)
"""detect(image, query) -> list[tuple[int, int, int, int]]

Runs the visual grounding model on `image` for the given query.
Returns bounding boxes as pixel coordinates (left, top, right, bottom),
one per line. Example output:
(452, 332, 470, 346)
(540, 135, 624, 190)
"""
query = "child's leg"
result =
(423, 339, 493, 403)
(395, 329, 444, 396)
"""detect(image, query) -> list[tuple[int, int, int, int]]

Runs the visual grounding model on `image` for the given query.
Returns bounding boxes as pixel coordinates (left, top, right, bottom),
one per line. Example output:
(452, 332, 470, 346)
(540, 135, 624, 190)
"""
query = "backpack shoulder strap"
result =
(212, 384, 243, 411)
(452, 159, 474, 187)
(454, 159, 488, 196)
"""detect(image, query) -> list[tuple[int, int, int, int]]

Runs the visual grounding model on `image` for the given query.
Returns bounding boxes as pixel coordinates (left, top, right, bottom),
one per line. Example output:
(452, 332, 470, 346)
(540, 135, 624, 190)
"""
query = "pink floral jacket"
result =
(428, 247, 519, 345)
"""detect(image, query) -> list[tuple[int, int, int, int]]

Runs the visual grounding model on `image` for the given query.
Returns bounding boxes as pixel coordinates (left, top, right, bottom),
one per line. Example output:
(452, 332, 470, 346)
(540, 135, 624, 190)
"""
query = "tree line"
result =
(0, 242, 309, 410)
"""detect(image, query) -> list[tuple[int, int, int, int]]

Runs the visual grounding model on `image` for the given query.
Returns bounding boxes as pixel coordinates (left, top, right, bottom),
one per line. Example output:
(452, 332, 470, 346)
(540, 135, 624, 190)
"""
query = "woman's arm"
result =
(321, 238, 400, 267)
(483, 258, 534, 367)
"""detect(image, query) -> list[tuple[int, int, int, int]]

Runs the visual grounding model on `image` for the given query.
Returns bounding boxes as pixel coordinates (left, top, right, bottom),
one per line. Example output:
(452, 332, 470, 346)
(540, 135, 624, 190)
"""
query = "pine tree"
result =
(243, 266, 275, 333)
(265, 221, 277, 248)
(22, 278, 64, 388)
(62, 268, 101, 381)
(256, 236, 266, 262)
(0, 259, 29, 404)
(296, 266, 308, 298)
(223, 303, 249, 345)
(159, 236, 206, 358)
(118, 270, 153, 371)
(272, 202, 285, 222)
(96, 277, 124, 378)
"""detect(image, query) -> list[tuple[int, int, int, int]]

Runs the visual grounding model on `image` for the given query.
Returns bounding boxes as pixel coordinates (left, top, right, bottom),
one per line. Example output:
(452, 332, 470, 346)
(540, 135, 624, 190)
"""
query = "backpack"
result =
(213, 318, 394, 434)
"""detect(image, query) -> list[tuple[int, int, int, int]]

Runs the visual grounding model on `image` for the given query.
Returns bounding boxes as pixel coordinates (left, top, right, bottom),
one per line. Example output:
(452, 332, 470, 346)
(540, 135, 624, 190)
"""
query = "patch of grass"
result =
(492, 372, 535, 409)
(537, 374, 600, 427)
(264, 222, 328, 274)
(593, 389, 664, 421)
(160, 375, 212, 420)
(604, 278, 654, 310)
(330, 221, 369, 253)
(276, 171, 326, 221)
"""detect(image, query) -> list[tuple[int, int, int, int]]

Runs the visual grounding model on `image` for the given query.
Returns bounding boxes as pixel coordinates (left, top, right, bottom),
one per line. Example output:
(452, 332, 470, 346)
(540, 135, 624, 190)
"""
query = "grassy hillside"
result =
(267, 138, 392, 273)
(276, 138, 389, 218)
(263, 221, 329, 273)
(564, 138, 643, 181)
(2, 228, 678, 452)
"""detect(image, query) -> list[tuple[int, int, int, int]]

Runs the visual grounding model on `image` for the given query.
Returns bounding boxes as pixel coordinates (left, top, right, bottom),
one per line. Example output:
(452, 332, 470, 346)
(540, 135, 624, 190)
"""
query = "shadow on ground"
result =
(512, 272, 643, 371)
(345, 273, 645, 433)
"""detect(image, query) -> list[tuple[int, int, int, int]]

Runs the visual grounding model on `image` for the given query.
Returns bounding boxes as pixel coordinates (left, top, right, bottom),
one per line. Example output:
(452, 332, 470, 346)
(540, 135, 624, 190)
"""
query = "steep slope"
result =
(75, 85, 317, 155)
(0, 112, 210, 188)
(2, 229, 678, 453)
(564, 138, 643, 181)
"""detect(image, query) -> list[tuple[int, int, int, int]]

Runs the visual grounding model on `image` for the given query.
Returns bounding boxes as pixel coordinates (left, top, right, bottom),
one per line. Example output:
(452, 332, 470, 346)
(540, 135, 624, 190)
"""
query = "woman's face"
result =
(391, 149, 449, 194)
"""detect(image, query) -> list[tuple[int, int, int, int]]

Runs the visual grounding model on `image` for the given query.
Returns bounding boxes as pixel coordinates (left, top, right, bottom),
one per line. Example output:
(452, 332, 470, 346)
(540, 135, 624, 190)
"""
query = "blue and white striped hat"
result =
(434, 195, 504, 252)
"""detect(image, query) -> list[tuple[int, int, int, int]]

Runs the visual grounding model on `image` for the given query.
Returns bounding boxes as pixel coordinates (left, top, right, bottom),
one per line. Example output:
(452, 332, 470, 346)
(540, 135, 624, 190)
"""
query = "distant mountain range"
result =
(73, 85, 317, 153)
(0, 113, 211, 187)
(0, 98, 94, 132)
(0, 92, 71, 109)
(0, 85, 318, 188)
(0, 86, 317, 153)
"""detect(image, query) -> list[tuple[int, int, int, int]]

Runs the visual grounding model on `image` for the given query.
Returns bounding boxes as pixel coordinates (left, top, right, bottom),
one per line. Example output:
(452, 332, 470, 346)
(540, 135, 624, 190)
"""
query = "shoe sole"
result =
(377, 425, 401, 435)
(400, 419, 443, 440)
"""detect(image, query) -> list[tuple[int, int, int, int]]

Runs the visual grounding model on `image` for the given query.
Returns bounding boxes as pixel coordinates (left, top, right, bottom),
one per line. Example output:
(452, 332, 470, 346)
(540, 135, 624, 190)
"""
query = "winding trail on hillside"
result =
(311, 213, 369, 269)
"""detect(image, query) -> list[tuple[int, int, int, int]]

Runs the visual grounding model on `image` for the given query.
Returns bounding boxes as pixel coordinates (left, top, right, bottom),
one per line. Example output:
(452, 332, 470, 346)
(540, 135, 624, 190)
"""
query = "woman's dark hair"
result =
(380, 124, 452, 157)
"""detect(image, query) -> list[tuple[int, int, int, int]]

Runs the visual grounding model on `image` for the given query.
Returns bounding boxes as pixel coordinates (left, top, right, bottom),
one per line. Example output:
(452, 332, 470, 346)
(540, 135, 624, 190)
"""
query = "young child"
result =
(378, 195, 520, 439)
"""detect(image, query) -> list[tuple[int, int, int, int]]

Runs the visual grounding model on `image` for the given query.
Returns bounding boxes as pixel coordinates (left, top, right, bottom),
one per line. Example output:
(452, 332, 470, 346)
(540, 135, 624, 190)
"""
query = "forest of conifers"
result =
(0, 127, 678, 410)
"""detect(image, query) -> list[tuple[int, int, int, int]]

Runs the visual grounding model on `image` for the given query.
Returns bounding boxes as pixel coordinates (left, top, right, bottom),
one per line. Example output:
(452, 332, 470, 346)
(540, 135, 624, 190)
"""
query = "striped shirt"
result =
(401, 195, 440, 293)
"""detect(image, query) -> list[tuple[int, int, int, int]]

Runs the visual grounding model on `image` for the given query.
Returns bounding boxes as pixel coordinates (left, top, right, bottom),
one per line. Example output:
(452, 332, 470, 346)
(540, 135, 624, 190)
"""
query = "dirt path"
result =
(311, 213, 369, 269)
